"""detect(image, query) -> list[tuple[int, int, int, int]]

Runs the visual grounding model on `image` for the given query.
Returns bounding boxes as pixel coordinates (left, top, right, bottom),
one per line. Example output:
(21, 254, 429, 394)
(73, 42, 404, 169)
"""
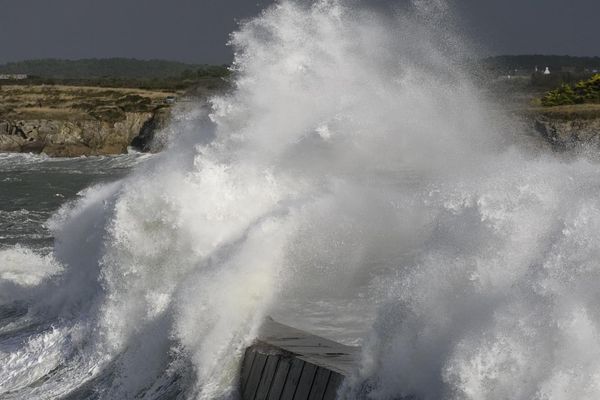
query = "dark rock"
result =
(0, 109, 171, 156)
(130, 107, 171, 152)
(533, 116, 600, 150)
(21, 141, 45, 154)
(42, 144, 93, 157)
(0, 122, 9, 135)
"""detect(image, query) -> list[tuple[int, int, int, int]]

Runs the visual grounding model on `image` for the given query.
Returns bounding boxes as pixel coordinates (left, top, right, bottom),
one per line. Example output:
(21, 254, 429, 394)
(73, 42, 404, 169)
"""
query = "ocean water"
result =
(0, 153, 149, 251)
(3, 1, 600, 400)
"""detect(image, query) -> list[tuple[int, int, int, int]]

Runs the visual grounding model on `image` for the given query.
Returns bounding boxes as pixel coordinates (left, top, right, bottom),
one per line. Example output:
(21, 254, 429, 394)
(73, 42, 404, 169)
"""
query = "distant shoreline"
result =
(0, 59, 230, 157)
(0, 84, 176, 157)
(2, 56, 600, 157)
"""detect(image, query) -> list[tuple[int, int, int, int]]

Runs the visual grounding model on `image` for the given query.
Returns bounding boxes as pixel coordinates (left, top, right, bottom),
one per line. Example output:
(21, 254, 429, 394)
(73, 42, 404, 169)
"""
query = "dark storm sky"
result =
(0, 0, 598, 64)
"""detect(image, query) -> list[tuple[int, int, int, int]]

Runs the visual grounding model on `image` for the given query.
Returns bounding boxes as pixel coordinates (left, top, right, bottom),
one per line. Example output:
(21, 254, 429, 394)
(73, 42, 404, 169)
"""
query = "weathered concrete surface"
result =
(241, 318, 359, 400)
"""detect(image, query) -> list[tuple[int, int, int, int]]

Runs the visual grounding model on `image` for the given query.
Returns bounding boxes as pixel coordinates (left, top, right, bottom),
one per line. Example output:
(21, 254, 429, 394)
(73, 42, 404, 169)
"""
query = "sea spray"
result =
(348, 155, 600, 400)
(200, 1, 600, 398)
(1, 0, 502, 398)
(2, 1, 600, 399)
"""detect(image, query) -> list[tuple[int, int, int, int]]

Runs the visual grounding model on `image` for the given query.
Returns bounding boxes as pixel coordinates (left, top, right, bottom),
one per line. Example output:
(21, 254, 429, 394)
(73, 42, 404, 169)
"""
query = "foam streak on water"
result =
(2, 1, 600, 399)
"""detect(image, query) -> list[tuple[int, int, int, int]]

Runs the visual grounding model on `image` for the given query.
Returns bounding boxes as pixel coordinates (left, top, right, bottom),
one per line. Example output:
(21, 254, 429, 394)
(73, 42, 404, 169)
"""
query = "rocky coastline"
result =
(0, 85, 174, 157)
(530, 106, 600, 150)
(0, 111, 171, 157)
(2, 85, 600, 157)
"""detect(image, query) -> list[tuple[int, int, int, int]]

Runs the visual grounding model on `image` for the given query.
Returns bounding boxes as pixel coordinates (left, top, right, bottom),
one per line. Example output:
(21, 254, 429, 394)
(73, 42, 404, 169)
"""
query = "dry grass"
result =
(0, 85, 177, 121)
(523, 104, 600, 120)
(11, 107, 89, 121)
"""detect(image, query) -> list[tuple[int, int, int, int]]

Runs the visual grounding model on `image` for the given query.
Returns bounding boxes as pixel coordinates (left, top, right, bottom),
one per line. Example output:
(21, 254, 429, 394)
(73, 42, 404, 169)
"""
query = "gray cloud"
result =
(0, 0, 598, 64)
(454, 0, 600, 56)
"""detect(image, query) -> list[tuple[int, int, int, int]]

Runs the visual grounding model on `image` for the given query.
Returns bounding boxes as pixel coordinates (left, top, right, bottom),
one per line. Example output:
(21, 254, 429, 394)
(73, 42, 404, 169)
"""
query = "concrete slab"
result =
(240, 318, 361, 400)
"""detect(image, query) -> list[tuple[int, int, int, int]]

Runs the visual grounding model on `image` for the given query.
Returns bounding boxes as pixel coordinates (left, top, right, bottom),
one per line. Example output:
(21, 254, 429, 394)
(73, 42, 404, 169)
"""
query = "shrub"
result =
(541, 74, 600, 106)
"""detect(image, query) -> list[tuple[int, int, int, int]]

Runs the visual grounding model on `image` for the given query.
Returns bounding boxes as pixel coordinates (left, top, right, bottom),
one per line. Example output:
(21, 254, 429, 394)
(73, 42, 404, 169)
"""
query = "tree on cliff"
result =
(541, 74, 600, 106)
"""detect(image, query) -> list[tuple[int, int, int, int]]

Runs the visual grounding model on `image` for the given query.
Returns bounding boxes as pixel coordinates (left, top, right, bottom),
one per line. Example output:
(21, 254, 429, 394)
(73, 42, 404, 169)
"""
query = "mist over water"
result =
(2, 1, 600, 399)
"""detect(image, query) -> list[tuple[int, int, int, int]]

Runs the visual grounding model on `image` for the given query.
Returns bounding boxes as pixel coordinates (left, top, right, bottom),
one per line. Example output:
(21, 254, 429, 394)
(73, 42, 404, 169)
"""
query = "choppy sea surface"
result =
(5, 1, 600, 400)
(0, 153, 151, 252)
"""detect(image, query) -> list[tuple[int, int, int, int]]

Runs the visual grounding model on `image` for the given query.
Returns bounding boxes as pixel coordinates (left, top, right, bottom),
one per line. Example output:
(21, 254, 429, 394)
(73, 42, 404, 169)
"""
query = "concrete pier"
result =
(240, 318, 360, 400)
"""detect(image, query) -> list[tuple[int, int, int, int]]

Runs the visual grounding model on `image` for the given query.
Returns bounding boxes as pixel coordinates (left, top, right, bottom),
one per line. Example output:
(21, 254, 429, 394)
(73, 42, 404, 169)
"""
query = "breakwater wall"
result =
(240, 318, 360, 400)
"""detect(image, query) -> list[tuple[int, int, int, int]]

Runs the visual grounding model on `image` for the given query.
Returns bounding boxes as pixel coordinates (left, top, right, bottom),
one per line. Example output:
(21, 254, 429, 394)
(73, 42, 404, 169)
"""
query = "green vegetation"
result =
(541, 74, 600, 106)
(0, 58, 229, 79)
(0, 58, 230, 90)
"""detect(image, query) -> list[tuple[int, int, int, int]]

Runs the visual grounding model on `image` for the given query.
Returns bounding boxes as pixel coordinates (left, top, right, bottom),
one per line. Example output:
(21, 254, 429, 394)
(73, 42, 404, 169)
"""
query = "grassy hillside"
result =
(0, 85, 175, 122)
(0, 58, 229, 79)
(0, 58, 230, 90)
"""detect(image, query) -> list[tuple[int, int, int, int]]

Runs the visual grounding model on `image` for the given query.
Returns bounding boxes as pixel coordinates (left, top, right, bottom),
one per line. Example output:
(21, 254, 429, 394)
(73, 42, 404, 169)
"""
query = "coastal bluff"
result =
(0, 85, 173, 157)
(529, 105, 600, 150)
(4, 84, 600, 157)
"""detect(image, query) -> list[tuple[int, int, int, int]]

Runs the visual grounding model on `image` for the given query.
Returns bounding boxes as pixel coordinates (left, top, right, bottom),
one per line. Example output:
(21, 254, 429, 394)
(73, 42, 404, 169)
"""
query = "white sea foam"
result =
(0, 246, 62, 304)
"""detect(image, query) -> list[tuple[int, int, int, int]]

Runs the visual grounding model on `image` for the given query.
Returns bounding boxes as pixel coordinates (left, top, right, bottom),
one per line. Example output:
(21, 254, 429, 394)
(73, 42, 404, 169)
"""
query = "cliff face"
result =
(528, 105, 600, 150)
(0, 112, 156, 157)
(129, 107, 172, 153)
(534, 117, 600, 150)
(0, 85, 175, 157)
